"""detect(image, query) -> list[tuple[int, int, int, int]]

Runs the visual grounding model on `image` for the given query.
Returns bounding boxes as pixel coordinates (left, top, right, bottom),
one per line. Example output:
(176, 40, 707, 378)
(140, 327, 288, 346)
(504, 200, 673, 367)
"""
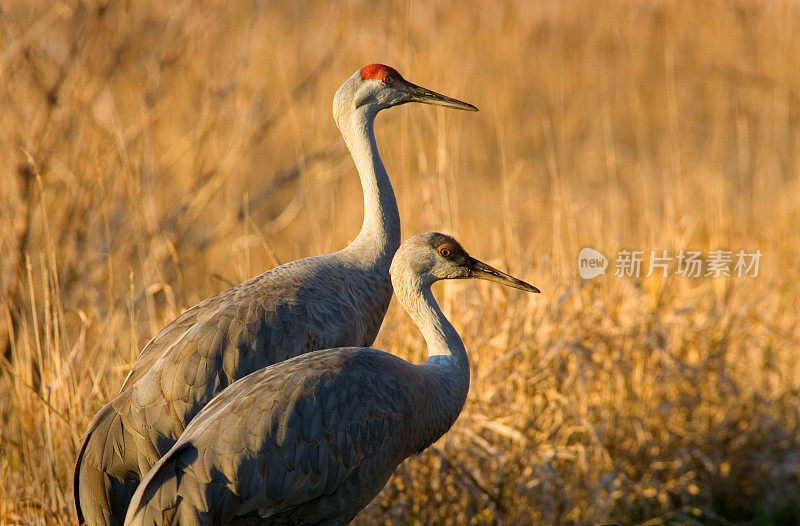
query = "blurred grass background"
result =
(1, 0, 800, 524)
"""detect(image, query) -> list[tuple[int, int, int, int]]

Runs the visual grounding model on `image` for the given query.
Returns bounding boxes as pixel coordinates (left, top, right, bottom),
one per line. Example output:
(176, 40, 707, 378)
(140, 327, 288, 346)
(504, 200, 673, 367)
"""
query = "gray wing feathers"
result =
(126, 262, 388, 455)
(126, 349, 418, 525)
(120, 304, 203, 390)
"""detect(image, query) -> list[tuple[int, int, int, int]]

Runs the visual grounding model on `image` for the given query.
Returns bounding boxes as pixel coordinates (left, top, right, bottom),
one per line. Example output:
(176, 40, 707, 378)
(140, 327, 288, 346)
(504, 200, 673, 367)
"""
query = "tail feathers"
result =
(74, 399, 141, 526)
(126, 443, 200, 526)
(127, 443, 243, 526)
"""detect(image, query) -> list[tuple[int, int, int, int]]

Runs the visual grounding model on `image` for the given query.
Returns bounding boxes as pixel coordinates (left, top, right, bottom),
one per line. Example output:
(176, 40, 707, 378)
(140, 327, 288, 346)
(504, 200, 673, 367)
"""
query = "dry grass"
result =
(2, 0, 800, 524)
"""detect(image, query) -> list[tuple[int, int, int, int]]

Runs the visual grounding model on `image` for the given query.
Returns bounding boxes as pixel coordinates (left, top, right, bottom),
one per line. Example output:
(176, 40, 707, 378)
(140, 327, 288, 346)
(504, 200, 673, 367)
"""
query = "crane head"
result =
(359, 64, 478, 111)
(391, 233, 540, 293)
(335, 64, 477, 121)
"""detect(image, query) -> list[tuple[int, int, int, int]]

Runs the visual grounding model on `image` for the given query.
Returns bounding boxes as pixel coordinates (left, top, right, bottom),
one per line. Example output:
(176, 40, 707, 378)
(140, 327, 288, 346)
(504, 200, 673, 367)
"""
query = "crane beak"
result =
(466, 257, 541, 294)
(404, 81, 478, 111)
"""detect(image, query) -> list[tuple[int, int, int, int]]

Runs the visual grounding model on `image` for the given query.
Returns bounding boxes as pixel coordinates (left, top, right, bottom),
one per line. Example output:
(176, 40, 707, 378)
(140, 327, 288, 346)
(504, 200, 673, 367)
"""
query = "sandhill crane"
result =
(123, 232, 539, 526)
(74, 65, 477, 526)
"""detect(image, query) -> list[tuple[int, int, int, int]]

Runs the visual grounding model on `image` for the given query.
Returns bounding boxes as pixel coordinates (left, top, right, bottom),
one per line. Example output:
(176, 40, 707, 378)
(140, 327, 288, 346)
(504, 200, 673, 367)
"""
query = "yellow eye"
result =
(439, 247, 451, 258)
(383, 76, 393, 84)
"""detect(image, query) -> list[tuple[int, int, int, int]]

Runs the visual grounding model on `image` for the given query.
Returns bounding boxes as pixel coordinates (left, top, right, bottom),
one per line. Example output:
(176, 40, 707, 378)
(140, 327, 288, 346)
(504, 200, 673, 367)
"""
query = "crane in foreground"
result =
(74, 65, 477, 526)
(123, 232, 540, 526)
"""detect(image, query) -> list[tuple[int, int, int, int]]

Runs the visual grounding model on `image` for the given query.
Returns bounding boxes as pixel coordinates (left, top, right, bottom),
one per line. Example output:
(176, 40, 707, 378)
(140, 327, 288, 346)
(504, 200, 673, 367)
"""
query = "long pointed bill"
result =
(405, 82, 478, 111)
(467, 258, 541, 293)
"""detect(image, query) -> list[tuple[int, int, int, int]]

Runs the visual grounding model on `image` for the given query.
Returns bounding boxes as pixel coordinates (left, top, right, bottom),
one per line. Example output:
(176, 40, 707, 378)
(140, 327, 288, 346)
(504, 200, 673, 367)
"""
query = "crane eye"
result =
(439, 247, 452, 258)
(383, 76, 393, 84)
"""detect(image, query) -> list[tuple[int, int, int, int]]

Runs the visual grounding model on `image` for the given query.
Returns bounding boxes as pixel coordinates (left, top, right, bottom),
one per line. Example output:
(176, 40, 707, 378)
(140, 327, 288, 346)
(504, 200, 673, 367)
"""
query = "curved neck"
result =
(392, 272, 471, 451)
(394, 273, 470, 395)
(337, 109, 401, 265)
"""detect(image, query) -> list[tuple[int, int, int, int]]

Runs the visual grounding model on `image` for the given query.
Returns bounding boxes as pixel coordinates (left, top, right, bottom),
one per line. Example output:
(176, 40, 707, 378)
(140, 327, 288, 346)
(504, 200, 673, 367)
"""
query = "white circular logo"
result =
(578, 248, 608, 279)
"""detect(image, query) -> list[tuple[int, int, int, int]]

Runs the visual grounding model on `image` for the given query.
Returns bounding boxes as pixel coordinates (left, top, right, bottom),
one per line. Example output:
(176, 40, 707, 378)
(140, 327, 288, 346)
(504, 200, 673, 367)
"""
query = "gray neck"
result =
(337, 108, 401, 266)
(393, 272, 471, 440)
